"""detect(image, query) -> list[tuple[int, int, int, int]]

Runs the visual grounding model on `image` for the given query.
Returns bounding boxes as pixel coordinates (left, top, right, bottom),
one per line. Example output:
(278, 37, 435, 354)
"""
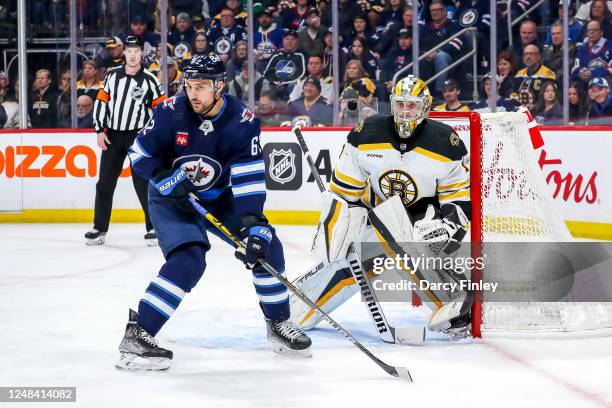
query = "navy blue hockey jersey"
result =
(128, 92, 266, 217)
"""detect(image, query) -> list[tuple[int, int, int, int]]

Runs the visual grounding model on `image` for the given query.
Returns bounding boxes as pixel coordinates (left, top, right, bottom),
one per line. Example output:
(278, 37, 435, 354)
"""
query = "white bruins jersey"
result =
(330, 114, 471, 219)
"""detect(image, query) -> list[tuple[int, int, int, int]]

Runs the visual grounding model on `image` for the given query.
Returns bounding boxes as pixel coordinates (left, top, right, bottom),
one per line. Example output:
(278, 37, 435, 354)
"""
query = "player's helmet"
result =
(390, 75, 432, 138)
(183, 53, 226, 83)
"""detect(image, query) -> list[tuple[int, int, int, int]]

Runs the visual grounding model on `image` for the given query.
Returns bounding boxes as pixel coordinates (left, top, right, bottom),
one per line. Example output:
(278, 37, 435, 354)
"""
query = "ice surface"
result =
(1, 224, 611, 408)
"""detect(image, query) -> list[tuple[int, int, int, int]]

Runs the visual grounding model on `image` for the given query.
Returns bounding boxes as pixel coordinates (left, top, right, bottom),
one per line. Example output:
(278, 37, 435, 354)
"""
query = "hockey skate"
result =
(266, 319, 313, 358)
(428, 294, 473, 340)
(144, 229, 158, 247)
(115, 309, 173, 371)
(84, 228, 106, 245)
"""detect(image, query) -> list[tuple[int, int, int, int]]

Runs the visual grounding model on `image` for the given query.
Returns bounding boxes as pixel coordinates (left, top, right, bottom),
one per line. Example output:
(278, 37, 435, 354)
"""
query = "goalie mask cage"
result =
(429, 111, 612, 338)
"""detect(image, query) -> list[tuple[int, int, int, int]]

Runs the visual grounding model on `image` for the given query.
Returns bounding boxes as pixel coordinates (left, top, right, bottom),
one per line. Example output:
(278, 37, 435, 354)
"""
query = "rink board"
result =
(0, 126, 611, 239)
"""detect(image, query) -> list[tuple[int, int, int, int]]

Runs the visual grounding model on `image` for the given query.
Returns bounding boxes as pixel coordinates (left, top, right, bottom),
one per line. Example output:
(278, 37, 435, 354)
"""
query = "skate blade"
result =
(115, 353, 171, 371)
(145, 238, 158, 247)
(271, 342, 313, 358)
(85, 237, 105, 246)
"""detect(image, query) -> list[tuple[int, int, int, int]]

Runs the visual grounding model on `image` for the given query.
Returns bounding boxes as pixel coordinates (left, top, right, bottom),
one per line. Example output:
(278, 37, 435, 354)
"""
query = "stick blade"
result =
(392, 326, 426, 345)
(391, 366, 414, 382)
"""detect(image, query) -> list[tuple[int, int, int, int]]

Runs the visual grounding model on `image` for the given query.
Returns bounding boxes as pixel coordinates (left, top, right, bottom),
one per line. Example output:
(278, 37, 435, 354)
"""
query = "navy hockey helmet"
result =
(183, 54, 226, 83)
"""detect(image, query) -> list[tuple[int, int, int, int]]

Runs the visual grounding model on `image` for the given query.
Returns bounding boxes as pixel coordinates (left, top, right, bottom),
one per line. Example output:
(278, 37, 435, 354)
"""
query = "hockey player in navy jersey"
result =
(116, 54, 311, 371)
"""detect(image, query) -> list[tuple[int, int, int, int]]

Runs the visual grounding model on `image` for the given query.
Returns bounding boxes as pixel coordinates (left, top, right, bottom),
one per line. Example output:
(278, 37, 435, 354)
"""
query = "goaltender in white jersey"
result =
(290, 75, 473, 339)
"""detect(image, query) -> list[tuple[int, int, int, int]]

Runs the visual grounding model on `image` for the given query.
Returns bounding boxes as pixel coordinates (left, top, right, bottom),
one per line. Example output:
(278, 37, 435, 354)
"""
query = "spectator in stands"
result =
(254, 7, 284, 71)
(377, 0, 404, 32)
(586, 76, 612, 124)
(433, 79, 470, 112)
(1, 80, 26, 129)
(280, 0, 310, 30)
(345, 37, 379, 80)
(256, 91, 288, 126)
(147, 43, 175, 76)
(264, 29, 306, 101)
(226, 61, 272, 102)
(497, 50, 518, 98)
(381, 28, 415, 94)
(511, 44, 556, 107)
(543, 22, 576, 80)
(168, 12, 196, 60)
(207, 7, 248, 62)
(420, 0, 466, 95)
(322, 27, 343, 78)
(159, 57, 182, 97)
(298, 7, 326, 58)
(471, 73, 519, 113)
(571, 20, 612, 85)
(289, 54, 334, 104)
(76, 95, 94, 128)
(374, 6, 412, 56)
(339, 59, 376, 122)
(582, 0, 612, 39)
(533, 80, 563, 125)
(288, 76, 333, 126)
(122, 15, 160, 61)
(28, 69, 59, 128)
(569, 81, 589, 125)
(509, 20, 540, 63)
(57, 68, 72, 128)
(576, 0, 612, 22)
(76, 60, 103, 101)
(99, 37, 125, 74)
(218, 0, 248, 27)
(226, 40, 249, 78)
(545, 3, 583, 46)
(0, 71, 9, 102)
(191, 32, 210, 58)
(346, 14, 377, 50)
(321, 0, 359, 39)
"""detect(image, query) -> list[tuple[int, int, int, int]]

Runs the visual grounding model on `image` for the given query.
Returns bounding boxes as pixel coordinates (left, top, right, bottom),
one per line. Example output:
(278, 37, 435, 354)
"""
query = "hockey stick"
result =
(293, 126, 425, 345)
(187, 193, 412, 380)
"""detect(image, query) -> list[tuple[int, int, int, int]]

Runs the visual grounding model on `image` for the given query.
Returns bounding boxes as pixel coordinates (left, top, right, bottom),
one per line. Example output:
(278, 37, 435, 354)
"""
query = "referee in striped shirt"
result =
(85, 35, 166, 246)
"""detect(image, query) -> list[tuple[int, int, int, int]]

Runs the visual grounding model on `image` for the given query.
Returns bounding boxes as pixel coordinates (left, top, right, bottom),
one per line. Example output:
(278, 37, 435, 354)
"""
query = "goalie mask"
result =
(390, 76, 432, 138)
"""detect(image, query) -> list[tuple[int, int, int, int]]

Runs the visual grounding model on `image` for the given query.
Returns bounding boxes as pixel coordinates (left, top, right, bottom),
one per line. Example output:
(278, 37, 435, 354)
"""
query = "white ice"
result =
(1, 224, 611, 408)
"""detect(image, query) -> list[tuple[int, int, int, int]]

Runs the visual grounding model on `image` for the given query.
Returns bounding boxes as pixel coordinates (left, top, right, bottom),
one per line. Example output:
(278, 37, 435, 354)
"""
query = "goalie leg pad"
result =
(312, 191, 368, 264)
(289, 259, 359, 330)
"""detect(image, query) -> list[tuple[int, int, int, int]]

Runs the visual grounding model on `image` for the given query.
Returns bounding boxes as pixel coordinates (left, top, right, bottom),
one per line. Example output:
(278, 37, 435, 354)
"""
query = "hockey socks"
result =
(138, 244, 206, 336)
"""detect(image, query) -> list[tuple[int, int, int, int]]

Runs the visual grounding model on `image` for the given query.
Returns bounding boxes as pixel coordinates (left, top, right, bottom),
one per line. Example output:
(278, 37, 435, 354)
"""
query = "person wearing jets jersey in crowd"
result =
(115, 54, 311, 371)
(290, 75, 474, 339)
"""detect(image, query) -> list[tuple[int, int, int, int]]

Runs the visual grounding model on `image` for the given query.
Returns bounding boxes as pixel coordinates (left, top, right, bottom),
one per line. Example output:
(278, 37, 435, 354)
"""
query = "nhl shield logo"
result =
(269, 149, 296, 185)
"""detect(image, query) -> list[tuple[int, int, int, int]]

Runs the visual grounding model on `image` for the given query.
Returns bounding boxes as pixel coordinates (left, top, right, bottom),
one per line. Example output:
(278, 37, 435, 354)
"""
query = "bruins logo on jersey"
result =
(450, 132, 460, 146)
(378, 170, 418, 206)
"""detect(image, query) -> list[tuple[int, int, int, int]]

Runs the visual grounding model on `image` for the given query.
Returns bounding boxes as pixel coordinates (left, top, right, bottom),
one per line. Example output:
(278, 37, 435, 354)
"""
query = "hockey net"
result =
(430, 111, 612, 337)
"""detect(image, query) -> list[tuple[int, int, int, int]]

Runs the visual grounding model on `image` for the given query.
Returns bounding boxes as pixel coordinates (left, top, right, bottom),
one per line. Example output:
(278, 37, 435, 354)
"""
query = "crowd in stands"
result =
(1, 0, 611, 129)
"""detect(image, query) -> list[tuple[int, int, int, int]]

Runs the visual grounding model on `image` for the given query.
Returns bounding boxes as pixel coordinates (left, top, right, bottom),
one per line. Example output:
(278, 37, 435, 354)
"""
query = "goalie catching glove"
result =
(413, 203, 469, 254)
(235, 223, 273, 269)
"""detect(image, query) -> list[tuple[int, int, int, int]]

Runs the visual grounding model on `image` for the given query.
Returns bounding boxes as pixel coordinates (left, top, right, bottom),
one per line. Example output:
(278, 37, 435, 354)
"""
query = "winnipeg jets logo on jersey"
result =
(175, 155, 222, 190)
(199, 120, 214, 135)
(268, 149, 296, 184)
(378, 170, 418, 206)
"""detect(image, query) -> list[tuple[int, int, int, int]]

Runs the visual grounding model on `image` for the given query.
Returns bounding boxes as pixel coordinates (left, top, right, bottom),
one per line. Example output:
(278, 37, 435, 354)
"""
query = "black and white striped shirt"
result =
(93, 65, 166, 132)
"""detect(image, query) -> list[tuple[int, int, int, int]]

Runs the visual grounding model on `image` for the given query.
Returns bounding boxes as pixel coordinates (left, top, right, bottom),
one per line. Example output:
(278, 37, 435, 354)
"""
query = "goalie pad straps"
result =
(312, 191, 368, 264)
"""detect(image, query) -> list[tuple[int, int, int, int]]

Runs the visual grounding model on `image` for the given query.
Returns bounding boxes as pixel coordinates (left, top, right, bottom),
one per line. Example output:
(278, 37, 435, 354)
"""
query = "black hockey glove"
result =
(153, 168, 198, 199)
(235, 222, 273, 269)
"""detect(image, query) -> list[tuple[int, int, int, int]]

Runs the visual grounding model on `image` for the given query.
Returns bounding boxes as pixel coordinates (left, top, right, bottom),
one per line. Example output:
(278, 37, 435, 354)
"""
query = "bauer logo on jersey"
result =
(378, 169, 418, 206)
(263, 143, 302, 190)
(177, 155, 222, 190)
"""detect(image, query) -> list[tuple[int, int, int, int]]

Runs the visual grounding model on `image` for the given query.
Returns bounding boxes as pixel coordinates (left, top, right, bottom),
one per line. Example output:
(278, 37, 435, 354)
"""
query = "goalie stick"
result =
(187, 193, 413, 381)
(293, 126, 426, 345)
